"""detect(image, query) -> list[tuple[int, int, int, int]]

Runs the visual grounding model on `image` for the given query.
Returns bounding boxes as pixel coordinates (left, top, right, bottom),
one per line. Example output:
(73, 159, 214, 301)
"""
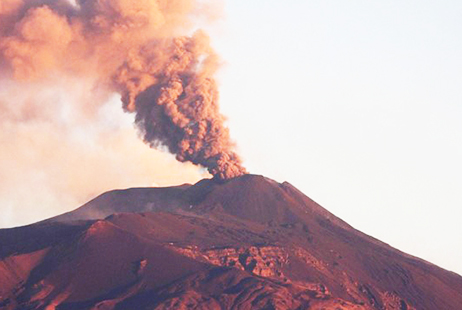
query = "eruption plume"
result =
(0, 0, 246, 180)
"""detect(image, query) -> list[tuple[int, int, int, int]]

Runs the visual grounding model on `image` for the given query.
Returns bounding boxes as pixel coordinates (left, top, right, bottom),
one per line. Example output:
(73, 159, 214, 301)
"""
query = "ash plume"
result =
(0, 0, 246, 180)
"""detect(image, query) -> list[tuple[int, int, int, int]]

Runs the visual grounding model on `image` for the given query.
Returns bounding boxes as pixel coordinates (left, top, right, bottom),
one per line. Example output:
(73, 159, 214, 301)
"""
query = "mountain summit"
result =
(1, 174, 461, 309)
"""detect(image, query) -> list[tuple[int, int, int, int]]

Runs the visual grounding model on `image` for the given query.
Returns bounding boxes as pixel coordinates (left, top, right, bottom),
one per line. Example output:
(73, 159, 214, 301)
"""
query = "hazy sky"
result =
(1, 0, 461, 277)
(211, 0, 462, 275)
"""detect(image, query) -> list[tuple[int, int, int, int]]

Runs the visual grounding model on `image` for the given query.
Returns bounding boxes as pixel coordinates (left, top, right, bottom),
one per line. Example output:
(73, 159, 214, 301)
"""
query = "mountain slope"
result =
(1, 174, 461, 309)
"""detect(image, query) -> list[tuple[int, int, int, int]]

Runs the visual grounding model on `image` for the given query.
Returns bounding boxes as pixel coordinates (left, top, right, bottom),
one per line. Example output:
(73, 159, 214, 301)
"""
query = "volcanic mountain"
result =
(1, 174, 461, 309)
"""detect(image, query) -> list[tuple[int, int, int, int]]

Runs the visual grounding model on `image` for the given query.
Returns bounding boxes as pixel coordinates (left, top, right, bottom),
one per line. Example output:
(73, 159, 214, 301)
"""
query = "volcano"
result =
(1, 174, 461, 309)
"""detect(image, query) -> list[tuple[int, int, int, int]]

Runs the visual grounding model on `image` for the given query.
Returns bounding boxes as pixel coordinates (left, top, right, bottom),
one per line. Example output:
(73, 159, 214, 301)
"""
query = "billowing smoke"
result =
(0, 0, 246, 180)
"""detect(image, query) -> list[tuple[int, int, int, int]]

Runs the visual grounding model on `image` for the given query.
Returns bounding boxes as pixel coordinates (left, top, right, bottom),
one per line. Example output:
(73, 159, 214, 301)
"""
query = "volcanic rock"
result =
(1, 174, 461, 309)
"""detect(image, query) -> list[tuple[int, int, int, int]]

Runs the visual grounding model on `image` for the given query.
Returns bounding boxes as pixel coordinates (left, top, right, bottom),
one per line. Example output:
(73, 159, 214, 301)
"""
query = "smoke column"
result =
(0, 0, 246, 180)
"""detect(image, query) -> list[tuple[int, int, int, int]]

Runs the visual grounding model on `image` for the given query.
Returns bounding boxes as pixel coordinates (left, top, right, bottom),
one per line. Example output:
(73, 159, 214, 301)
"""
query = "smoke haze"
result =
(0, 0, 244, 227)
(0, 78, 210, 228)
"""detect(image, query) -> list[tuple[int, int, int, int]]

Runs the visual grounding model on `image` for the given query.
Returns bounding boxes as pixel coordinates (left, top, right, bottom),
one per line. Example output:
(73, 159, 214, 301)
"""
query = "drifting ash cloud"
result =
(0, 0, 245, 226)
(0, 0, 245, 179)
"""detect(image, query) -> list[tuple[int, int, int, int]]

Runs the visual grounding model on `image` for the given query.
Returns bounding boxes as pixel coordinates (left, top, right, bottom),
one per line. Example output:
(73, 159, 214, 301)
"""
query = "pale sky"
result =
(212, 0, 462, 275)
(1, 0, 461, 277)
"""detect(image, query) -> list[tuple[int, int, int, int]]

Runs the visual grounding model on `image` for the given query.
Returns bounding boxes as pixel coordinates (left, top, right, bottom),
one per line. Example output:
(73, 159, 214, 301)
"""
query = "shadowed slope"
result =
(47, 184, 192, 222)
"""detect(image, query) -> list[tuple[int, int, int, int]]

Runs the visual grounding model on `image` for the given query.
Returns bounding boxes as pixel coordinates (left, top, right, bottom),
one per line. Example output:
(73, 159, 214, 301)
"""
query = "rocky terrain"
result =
(1, 174, 462, 309)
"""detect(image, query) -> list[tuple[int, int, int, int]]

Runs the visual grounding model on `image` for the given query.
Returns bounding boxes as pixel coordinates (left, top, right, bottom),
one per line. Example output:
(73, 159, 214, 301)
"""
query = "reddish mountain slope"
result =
(1, 174, 461, 309)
